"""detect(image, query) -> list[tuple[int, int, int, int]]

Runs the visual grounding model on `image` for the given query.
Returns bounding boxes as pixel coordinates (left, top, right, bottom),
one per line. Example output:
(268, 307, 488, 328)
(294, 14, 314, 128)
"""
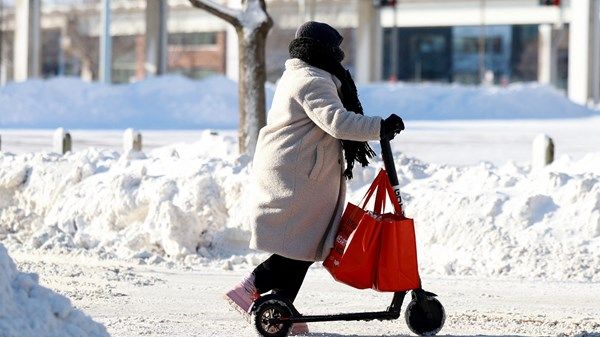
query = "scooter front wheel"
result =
(404, 296, 446, 336)
(252, 298, 293, 337)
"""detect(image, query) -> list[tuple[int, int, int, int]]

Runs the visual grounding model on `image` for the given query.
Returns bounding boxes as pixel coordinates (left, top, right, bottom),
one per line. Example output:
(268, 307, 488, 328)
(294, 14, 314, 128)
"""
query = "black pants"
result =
(252, 254, 313, 303)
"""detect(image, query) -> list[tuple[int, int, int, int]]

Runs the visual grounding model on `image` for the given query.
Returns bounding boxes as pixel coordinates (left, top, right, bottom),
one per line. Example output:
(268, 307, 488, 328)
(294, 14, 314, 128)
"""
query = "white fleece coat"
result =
(249, 58, 382, 261)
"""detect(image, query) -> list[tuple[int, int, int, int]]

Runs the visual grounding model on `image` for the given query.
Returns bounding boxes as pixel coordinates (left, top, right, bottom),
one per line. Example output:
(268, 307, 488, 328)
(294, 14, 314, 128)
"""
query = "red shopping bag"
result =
(375, 214, 420, 292)
(323, 169, 420, 292)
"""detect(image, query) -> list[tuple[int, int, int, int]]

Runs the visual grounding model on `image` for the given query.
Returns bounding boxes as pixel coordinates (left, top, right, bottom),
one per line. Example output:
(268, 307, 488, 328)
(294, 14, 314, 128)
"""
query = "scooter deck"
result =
(282, 309, 401, 323)
(282, 291, 406, 323)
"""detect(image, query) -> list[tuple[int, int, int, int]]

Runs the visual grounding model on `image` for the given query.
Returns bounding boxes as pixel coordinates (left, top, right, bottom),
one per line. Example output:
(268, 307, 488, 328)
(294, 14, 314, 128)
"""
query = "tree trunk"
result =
(237, 23, 270, 155)
(188, 0, 272, 156)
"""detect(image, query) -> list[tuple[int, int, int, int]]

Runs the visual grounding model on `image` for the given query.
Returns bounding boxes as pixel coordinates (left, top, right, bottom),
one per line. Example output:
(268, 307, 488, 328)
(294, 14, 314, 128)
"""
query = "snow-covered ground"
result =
(1, 76, 599, 336)
(0, 244, 109, 337)
(10, 251, 600, 337)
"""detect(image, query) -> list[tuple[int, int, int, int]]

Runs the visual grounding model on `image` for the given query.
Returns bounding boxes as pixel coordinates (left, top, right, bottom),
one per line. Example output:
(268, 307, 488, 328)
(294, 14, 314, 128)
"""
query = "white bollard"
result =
(532, 134, 554, 171)
(53, 128, 72, 154)
(123, 128, 142, 152)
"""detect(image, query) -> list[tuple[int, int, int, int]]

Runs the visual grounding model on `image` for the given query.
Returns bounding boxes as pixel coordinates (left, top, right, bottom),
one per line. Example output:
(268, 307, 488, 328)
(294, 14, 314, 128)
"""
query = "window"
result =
(168, 32, 217, 47)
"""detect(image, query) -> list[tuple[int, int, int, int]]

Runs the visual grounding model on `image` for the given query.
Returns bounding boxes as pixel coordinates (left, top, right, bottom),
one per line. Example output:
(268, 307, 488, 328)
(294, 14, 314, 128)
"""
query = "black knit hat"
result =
(295, 21, 343, 48)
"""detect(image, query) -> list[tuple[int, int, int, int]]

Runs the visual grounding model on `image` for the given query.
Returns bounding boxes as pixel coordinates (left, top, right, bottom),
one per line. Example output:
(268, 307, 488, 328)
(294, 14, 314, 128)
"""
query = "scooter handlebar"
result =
(380, 139, 399, 187)
(380, 138, 404, 215)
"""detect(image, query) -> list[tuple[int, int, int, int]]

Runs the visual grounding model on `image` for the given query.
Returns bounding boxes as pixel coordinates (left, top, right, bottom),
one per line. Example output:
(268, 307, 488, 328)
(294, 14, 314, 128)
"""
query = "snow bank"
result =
(0, 131, 250, 265)
(0, 76, 597, 130)
(0, 76, 248, 129)
(0, 243, 109, 337)
(359, 82, 595, 120)
(1, 132, 598, 282)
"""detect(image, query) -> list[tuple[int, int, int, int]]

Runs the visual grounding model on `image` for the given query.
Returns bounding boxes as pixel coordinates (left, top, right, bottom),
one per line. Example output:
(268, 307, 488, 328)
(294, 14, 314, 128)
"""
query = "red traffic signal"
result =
(373, 0, 397, 8)
(539, 0, 560, 6)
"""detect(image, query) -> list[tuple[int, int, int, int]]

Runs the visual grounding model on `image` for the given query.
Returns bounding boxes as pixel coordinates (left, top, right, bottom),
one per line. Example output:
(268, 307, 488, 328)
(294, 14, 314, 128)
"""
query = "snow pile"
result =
(0, 76, 597, 129)
(351, 154, 600, 281)
(1, 132, 598, 282)
(0, 76, 252, 129)
(0, 243, 109, 337)
(359, 82, 595, 120)
(0, 131, 248, 263)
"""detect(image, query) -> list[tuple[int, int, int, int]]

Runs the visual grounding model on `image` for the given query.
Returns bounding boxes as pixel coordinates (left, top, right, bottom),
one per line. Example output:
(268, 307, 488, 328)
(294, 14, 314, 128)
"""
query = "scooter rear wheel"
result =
(252, 299, 293, 337)
(404, 296, 446, 336)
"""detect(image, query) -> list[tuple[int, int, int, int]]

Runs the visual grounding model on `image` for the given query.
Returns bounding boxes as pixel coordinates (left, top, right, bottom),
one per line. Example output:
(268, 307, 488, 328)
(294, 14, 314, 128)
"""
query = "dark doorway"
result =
(383, 27, 453, 82)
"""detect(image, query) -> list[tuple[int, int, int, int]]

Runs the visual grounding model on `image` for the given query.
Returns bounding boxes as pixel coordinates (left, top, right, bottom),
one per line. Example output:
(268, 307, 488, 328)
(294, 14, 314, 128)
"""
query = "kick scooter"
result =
(250, 138, 446, 337)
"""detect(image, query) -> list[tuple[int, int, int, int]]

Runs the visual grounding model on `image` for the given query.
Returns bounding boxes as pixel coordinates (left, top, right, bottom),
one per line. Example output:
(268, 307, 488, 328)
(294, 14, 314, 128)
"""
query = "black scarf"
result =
(289, 37, 376, 180)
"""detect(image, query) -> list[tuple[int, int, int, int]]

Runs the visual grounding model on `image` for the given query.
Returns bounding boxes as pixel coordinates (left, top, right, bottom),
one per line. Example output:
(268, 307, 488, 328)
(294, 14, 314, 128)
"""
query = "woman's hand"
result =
(380, 114, 405, 140)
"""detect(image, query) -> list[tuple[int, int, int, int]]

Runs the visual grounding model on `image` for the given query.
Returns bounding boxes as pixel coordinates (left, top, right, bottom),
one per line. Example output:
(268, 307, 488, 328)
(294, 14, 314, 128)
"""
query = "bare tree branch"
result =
(189, 0, 272, 155)
(188, 0, 241, 26)
(257, 0, 268, 12)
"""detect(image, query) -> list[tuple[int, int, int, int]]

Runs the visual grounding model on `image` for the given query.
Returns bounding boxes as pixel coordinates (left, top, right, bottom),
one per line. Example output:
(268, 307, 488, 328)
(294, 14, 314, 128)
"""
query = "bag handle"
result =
(374, 170, 402, 215)
(360, 169, 402, 215)
(359, 170, 386, 209)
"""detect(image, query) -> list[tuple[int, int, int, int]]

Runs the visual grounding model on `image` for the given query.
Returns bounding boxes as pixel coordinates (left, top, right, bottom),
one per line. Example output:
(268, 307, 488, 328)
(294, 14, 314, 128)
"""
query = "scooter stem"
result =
(380, 139, 404, 216)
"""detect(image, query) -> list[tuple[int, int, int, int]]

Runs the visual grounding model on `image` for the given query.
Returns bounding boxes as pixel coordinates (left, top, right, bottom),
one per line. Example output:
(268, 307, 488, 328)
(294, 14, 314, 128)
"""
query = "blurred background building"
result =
(0, 0, 598, 106)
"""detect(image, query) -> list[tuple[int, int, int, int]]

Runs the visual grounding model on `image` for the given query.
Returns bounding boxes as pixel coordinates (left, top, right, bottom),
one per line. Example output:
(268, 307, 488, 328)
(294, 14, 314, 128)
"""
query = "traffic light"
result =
(539, 0, 560, 6)
(373, 0, 397, 8)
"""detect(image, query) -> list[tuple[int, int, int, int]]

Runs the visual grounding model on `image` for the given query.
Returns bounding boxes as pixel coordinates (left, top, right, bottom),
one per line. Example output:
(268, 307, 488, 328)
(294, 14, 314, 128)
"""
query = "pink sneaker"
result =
(224, 274, 261, 317)
(289, 322, 309, 335)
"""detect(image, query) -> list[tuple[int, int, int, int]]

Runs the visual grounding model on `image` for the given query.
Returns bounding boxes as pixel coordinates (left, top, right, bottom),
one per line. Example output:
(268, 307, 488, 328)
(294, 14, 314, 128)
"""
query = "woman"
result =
(225, 21, 404, 333)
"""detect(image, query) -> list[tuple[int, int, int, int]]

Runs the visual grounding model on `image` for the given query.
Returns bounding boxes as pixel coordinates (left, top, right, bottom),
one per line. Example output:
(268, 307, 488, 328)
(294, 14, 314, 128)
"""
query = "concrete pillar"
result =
(225, 0, 240, 81)
(0, 0, 3, 85)
(135, 35, 146, 80)
(298, 0, 316, 22)
(123, 128, 142, 152)
(538, 24, 557, 86)
(58, 27, 66, 76)
(225, 26, 238, 81)
(99, 0, 112, 83)
(356, 0, 382, 84)
(1, 1, 6, 86)
(53, 128, 72, 155)
(532, 134, 554, 171)
(145, 0, 168, 76)
(568, 0, 600, 105)
(0, 62, 5, 85)
(592, 1, 600, 104)
(13, 0, 41, 82)
(1, 38, 7, 85)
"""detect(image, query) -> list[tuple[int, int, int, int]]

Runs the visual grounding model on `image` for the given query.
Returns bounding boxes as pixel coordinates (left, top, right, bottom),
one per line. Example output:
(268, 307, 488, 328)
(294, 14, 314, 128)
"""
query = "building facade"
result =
(0, 0, 598, 105)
